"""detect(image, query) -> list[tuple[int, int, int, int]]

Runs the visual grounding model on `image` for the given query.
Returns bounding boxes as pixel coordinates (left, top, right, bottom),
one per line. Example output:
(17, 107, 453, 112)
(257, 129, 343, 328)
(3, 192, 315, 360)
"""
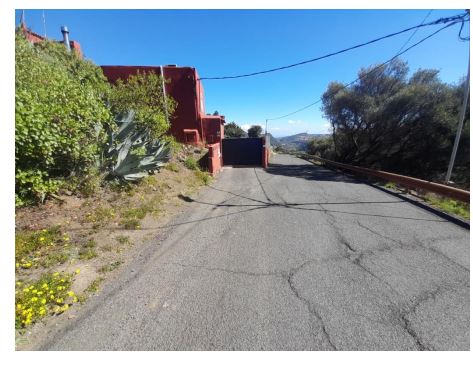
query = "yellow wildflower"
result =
(39, 309, 46, 315)
(67, 291, 75, 297)
(75, 269, 80, 274)
(41, 298, 47, 304)
(53, 272, 59, 277)
(39, 237, 45, 242)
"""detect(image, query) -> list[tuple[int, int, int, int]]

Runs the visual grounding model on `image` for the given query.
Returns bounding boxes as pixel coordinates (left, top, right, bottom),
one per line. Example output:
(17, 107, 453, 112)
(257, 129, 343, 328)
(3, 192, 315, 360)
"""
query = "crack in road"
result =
(284, 260, 338, 350)
(395, 286, 442, 351)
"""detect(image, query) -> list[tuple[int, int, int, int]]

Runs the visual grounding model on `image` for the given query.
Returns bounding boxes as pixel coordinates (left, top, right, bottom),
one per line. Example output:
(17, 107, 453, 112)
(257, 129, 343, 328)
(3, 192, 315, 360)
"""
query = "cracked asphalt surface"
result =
(38, 154, 469, 350)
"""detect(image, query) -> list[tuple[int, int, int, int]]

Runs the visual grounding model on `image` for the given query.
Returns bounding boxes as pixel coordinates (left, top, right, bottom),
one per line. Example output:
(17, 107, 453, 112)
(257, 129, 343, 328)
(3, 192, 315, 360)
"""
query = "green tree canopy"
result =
(224, 122, 247, 138)
(247, 125, 263, 138)
(321, 59, 469, 185)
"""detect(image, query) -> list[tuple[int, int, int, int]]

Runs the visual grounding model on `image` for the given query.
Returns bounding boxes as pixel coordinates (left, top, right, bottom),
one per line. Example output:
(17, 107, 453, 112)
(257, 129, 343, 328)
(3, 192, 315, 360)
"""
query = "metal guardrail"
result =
(295, 153, 470, 203)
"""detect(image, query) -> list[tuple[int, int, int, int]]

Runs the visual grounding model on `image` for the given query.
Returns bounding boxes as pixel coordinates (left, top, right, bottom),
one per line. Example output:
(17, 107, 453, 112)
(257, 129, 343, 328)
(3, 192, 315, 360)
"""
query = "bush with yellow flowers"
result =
(15, 270, 79, 329)
(15, 226, 72, 270)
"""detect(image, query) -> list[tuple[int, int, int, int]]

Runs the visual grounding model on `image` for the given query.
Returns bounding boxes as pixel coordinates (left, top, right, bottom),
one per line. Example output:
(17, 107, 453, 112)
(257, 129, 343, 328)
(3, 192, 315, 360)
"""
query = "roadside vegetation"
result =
(15, 30, 213, 335)
(307, 59, 469, 188)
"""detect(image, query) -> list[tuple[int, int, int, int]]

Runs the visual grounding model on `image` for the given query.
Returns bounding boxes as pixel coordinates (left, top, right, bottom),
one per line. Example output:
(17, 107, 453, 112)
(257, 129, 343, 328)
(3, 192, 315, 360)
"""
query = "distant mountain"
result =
(274, 133, 329, 151)
(266, 133, 280, 147)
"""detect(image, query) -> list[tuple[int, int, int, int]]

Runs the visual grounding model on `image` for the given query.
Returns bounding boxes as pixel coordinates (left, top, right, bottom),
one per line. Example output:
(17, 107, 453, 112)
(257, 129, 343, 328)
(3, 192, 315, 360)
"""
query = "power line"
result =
(396, 9, 433, 54)
(200, 12, 468, 80)
(266, 20, 462, 122)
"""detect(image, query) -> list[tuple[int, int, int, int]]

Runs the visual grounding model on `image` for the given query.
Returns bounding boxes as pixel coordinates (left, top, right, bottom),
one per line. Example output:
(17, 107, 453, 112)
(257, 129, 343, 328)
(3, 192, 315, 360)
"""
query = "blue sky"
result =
(16, 9, 469, 137)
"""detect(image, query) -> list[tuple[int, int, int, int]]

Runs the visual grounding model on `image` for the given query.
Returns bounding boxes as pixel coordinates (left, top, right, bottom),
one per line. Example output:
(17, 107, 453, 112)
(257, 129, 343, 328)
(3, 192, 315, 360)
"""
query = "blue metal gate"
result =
(222, 138, 263, 166)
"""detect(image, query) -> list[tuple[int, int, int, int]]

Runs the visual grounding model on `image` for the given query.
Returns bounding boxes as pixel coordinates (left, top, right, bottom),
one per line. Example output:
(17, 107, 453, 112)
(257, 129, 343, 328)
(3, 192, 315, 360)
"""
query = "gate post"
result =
(262, 136, 269, 168)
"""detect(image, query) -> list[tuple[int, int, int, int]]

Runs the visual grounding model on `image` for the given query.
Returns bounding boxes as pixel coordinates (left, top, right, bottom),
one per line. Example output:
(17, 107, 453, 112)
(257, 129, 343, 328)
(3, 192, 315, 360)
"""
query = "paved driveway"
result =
(38, 154, 470, 350)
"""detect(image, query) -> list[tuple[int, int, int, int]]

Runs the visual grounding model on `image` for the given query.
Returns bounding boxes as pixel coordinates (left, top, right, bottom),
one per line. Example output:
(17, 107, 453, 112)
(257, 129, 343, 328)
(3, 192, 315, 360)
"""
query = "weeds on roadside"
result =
(84, 206, 116, 228)
(78, 239, 98, 260)
(85, 277, 104, 293)
(165, 162, 180, 172)
(115, 235, 130, 244)
(184, 157, 198, 170)
(98, 261, 123, 273)
(15, 271, 79, 329)
(195, 170, 212, 185)
(16, 226, 72, 270)
(425, 194, 470, 219)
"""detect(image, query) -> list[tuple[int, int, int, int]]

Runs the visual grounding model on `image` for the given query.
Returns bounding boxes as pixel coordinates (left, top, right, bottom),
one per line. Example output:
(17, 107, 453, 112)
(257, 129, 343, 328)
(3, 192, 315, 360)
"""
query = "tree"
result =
(321, 59, 469, 185)
(108, 70, 177, 138)
(307, 137, 335, 159)
(212, 110, 219, 116)
(247, 125, 263, 138)
(224, 122, 247, 138)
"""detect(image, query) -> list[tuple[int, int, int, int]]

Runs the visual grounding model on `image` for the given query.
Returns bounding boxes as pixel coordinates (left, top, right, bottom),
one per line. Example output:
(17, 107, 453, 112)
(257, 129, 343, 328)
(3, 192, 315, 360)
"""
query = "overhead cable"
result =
(200, 12, 468, 80)
(266, 20, 461, 121)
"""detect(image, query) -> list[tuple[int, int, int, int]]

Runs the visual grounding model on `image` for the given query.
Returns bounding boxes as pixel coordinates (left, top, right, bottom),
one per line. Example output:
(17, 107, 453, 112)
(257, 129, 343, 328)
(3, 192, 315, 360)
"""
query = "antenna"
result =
(42, 10, 47, 38)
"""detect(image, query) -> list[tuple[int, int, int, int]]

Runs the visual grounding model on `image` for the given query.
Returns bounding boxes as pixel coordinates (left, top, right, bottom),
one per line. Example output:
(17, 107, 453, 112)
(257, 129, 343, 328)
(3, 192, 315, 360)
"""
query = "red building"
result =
(100, 65, 225, 147)
(20, 22, 83, 58)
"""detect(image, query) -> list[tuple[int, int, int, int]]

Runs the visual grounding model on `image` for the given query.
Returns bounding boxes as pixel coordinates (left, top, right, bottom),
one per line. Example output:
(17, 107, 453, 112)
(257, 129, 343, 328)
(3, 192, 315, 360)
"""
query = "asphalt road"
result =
(38, 154, 470, 351)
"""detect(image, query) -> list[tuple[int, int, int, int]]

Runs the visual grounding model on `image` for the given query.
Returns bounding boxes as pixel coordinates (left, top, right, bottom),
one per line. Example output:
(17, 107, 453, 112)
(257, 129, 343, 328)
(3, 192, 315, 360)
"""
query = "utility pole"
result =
(445, 59, 470, 184)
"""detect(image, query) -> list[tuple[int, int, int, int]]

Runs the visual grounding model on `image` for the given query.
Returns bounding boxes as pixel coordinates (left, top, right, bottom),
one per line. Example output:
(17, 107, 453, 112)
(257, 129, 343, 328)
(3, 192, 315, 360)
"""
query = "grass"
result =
(15, 271, 78, 329)
(15, 226, 74, 270)
(85, 277, 104, 293)
(195, 170, 212, 185)
(119, 196, 162, 229)
(98, 260, 123, 273)
(115, 235, 131, 245)
(425, 194, 470, 220)
(39, 252, 69, 268)
(384, 182, 396, 190)
(165, 162, 180, 172)
(78, 239, 98, 260)
(15, 226, 62, 263)
(84, 206, 116, 228)
(184, 157, 199, 170)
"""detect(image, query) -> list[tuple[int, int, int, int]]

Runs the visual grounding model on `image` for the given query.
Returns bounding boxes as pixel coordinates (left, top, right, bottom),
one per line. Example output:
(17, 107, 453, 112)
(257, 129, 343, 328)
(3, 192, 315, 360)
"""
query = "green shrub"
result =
(195, 170, 212, 185)
(184, 157, 199, 170)
(15, 32, 111, 205)
(108, 70, 177, 138)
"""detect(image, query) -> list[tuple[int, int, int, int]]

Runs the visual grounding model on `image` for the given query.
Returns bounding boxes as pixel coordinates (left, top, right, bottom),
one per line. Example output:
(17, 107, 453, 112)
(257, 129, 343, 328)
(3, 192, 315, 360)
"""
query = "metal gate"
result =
(222, 138, 263, 166)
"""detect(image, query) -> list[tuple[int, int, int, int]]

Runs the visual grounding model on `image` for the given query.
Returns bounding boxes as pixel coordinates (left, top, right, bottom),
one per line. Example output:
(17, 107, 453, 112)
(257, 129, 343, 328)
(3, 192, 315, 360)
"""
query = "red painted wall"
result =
(21, 26, 83, 58)
(101, 65, 225, 146)
(207, 143, 222, 176)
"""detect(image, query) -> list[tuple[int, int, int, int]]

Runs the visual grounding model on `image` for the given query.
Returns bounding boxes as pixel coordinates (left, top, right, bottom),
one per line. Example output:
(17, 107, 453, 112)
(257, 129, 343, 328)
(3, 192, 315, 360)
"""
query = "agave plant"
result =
(105, 111, 171, 181)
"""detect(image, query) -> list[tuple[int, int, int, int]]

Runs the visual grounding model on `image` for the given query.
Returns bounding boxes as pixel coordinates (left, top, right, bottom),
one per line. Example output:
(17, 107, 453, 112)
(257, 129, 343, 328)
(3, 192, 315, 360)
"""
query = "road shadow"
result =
(266, 158, 468, 229)
(265, 162, 359, 183)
